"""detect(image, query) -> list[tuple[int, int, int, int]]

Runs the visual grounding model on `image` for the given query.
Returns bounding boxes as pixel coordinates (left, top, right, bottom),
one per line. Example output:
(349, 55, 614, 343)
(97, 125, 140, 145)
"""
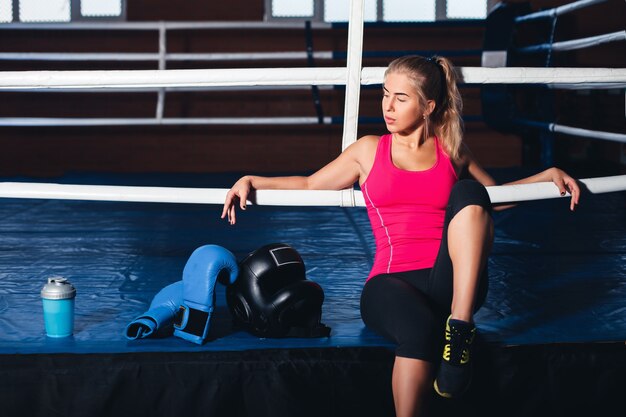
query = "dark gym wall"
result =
(0, 0, 622, 177)
(127, 0, 265, 21)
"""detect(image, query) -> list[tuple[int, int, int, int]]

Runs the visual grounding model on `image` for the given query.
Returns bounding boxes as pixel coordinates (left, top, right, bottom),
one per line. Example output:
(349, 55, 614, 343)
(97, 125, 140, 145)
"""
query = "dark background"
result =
(0, 0, 623, 177)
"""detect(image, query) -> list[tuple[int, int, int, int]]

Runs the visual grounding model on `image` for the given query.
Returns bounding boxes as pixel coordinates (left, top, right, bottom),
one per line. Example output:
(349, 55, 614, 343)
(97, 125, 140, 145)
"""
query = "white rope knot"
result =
(340, 188, 356, 208)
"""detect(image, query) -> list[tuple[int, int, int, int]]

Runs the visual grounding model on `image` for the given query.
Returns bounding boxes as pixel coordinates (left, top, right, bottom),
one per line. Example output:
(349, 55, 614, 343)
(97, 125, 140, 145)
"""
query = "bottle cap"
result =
(41, 277, 76, 300)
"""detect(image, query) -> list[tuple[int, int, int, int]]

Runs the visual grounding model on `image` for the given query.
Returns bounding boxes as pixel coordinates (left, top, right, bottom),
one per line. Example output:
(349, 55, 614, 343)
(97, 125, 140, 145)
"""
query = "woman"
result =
(221, 55, 579, 417)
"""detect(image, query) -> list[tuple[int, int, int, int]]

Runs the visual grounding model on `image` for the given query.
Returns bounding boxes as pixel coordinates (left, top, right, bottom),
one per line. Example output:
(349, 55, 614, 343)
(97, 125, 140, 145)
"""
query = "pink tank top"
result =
(362, 134, 458, 280)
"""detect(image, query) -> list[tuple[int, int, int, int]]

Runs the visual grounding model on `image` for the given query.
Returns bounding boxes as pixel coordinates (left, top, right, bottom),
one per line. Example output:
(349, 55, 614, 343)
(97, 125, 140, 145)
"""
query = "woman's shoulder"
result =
(340, 135, 382, 169)
(359, 134, 383, 144)
(344, 134, 381, 155)
(359, 134, 383, 145)
(355, 135, 383, 157)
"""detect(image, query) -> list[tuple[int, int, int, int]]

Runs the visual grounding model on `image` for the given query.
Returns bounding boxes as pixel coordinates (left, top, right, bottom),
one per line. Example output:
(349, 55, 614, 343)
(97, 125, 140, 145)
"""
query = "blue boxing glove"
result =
(125, 281, 183, 340)
(173, 244, 238, 344)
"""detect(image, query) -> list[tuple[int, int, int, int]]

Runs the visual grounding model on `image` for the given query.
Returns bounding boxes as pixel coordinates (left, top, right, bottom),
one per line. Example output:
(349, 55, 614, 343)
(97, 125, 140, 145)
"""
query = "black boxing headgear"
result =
(226, 243, 331, 338)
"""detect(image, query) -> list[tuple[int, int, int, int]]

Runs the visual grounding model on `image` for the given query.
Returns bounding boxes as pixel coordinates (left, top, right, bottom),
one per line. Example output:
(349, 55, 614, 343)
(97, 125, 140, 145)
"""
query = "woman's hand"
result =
(221, 176, 252, 225)
(546, 167, 580, 211)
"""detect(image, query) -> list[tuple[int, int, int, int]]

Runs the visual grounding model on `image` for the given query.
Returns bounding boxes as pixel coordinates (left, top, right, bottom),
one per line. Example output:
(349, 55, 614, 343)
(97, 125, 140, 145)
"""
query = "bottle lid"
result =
(41, 277, 76, 300)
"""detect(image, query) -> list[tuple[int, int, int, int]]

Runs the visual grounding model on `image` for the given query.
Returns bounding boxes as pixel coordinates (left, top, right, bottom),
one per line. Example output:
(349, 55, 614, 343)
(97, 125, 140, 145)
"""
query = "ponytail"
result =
(384, 55, 464, 160)
(431, 56, 463, 161)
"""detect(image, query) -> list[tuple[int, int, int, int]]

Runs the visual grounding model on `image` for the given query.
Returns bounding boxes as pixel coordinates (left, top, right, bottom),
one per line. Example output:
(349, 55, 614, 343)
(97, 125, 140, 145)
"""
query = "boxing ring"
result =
(0, 1, 625, 416)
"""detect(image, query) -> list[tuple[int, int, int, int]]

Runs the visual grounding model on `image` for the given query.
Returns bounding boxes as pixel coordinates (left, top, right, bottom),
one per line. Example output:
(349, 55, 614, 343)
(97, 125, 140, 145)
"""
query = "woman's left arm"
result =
(500, 167, 580, 211)
(461, 145, 580, 211)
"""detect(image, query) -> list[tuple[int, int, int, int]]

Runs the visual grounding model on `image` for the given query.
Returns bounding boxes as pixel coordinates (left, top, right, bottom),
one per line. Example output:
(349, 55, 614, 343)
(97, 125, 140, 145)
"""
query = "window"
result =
(273, 0, 315, 18)
(324, 0, 377, 22)
(0, 0, 13, 23)
(1, 0, 125, 23)
(20, 0, 71, 22)
(81, 0, 123, 17)
(267, 0, 488, 22)
(447, 0, 487, 19)
(383, 0, 435, 22)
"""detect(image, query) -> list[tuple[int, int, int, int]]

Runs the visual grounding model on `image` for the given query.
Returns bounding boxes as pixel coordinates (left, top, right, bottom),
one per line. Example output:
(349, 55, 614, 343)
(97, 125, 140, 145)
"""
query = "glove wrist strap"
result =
(174, 305, 213, 343)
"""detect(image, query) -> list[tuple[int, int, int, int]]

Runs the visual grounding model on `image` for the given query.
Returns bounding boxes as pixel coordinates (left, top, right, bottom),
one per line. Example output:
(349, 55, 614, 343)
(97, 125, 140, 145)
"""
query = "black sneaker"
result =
(433, 315, 476, 398)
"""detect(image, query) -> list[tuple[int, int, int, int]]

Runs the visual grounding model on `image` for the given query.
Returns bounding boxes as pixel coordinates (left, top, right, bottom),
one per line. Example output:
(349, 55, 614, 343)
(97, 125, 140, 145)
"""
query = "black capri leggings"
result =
(360, 179, 492, 362)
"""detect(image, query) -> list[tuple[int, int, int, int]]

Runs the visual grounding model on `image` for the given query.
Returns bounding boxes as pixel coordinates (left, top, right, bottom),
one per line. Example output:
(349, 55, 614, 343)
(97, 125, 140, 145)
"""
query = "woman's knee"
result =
(452, 205, 492, 230)
(447, 179, 492, 220)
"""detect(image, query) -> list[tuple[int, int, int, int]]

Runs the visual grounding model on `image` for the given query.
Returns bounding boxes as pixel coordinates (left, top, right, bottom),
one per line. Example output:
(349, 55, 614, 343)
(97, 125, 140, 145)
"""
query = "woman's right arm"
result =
(221, 136, 375, 225)
(220, 175, 307, 225)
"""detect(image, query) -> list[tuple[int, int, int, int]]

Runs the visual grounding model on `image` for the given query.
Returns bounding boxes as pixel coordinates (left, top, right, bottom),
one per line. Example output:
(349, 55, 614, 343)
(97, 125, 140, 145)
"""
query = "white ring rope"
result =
(0, 117, 335, 127)
(514, 119, 626, 144)
(0, 176, 623, 206)
(518, 30, 625, 54)
(515, 0, 608, 23)
(0, 21, 333, 30)
(0, 67, 624, 90)
(550, 125, 625, 143)
(0, 52, 337, 62)
(546, 82, 626, 90)
(8, 86, 336, 93)
(7, 83, 624, 93)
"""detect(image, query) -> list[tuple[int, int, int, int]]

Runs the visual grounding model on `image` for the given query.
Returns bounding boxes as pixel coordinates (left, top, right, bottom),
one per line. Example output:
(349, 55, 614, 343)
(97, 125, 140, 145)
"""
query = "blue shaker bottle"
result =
(41, 277, 76, 337)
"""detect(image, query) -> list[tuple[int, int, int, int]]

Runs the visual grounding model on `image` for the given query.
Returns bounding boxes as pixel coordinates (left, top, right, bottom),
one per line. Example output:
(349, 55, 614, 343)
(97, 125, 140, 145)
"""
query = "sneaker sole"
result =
(433, 379, 452, 398)
(433, 365, 472, 399)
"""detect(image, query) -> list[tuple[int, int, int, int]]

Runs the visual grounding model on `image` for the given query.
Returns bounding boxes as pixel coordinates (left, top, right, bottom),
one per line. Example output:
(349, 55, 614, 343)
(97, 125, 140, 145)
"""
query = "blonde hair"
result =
(384, 55, 464, 160)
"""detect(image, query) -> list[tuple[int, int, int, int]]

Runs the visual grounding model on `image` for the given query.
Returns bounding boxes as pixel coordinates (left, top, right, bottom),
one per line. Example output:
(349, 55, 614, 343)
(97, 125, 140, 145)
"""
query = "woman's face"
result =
(382, 72, 433, 135)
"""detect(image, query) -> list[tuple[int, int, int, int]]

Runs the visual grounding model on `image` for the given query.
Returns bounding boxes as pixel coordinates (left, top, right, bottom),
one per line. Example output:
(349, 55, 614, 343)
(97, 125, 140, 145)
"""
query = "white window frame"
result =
(265, 0, 494, 22)
(265, 0, 324, 21)
(5, 0, 126, 23)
